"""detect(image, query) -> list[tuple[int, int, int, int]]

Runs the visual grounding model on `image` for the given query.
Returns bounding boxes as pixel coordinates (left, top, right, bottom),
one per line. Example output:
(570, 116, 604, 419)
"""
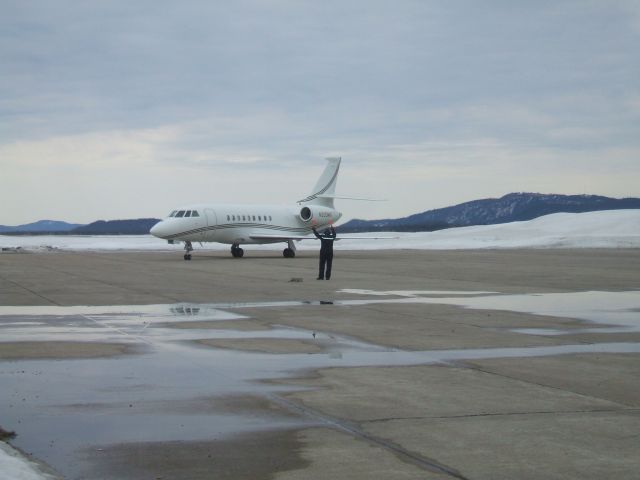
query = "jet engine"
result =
(298, 206, 340, 225)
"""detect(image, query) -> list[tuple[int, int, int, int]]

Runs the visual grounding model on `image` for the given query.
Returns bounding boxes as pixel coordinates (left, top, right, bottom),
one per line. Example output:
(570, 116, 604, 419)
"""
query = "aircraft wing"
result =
(249, 233, 397, 241)
(249, 233, 315, 241)
(334, 236, 398, 240)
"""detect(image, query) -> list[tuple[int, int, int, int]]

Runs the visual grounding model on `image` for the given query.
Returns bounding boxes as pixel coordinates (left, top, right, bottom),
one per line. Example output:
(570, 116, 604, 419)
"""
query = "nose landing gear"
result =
(183, 241, 193, 260)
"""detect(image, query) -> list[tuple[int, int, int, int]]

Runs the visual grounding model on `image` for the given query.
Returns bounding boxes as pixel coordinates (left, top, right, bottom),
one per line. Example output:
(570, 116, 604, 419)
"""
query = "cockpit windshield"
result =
(168, 209, 199, 218)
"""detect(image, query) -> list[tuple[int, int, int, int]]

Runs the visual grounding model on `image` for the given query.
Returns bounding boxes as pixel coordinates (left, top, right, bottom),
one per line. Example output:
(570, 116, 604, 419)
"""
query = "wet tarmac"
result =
(1, 289, 639, 478)
(341, 289, 640, 334)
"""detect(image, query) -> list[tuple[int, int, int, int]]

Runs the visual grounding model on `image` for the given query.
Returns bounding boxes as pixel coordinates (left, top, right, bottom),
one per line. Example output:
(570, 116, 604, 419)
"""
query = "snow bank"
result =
(0, 234, 180, 252)
(0, 442, 54, 480)
(422, 208, 640, 250)
(1, 209, 639, 252)
(358, 209, 640, 250)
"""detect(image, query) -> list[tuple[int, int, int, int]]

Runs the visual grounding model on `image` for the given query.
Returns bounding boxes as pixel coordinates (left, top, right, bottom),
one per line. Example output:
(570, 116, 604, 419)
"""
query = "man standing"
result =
(312, 226, 336, 280)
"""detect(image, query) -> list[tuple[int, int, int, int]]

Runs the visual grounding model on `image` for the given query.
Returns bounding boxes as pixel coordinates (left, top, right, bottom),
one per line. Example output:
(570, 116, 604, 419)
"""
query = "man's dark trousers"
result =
(319, 247, 333, 280)
(313, 227, 336, 280)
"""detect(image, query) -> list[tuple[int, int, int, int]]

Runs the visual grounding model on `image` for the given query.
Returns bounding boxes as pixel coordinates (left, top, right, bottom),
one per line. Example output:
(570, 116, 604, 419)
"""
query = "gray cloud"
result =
(1, 1, 639, 224)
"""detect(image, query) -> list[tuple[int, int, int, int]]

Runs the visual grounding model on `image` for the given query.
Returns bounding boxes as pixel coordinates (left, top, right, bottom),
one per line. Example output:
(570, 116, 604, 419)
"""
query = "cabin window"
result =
(232, 215, 235, 221)
(176, 210, 186, 218)
(192, 210, 200, 217)
(242, 215, 246, 221)
(227, 215, 230, 221)
(258, 216, 261, 221)
(269, 215, 272, 221)
(184, 211, 192, 217)
(252, 215, 256, 221)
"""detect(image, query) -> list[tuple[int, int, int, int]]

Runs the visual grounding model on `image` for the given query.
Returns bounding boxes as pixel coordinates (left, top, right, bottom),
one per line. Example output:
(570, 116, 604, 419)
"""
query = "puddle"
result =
(1, 290, 639, 479)
(338, 289, 640, 335)
(340, 289, 498, 297)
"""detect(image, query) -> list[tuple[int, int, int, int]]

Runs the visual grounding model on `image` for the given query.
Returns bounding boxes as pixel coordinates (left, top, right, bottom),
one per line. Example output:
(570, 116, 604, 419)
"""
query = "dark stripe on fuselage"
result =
(164, 223, 311, 240)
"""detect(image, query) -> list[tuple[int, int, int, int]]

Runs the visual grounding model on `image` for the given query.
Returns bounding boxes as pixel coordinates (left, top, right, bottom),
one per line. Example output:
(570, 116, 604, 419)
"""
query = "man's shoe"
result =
(316, 277, 324, 280)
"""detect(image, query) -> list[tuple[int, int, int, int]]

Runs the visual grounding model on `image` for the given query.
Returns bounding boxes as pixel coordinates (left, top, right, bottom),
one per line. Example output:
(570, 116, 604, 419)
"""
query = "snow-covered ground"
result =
(0, 442, 55, 480)
(1, 209, 639, 252)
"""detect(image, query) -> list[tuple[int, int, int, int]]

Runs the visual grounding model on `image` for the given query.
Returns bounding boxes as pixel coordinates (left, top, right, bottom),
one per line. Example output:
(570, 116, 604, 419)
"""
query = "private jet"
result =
(150, 157, 346, 260)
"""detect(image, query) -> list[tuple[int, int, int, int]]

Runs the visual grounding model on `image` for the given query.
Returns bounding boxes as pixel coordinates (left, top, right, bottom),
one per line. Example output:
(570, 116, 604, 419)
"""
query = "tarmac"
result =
(0, 248, 639, 479)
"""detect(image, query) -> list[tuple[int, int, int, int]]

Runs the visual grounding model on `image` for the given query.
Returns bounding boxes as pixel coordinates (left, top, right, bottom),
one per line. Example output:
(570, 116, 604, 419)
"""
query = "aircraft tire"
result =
(283, 248, 295, 258)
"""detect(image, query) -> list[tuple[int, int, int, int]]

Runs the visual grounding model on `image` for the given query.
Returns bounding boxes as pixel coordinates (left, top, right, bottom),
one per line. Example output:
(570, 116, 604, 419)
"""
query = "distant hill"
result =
(340, 193, 640, 232)
(0, 218, 161, 235)
(71, 218, 161, 235)
(0, 219, 84, 234)
(4, 193, 640, 235)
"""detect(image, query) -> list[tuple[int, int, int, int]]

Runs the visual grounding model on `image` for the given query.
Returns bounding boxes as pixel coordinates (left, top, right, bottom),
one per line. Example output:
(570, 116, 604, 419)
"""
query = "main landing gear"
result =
(183, 241, 193, 261)
(228, 241, 296, 258)
(283, 239, 296, 258)
(231, 244, 244, 258)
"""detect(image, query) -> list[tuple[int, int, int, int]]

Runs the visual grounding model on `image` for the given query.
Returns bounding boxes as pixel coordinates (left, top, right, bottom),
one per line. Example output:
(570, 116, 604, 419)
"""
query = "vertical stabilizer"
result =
(297, 157, 341, 207)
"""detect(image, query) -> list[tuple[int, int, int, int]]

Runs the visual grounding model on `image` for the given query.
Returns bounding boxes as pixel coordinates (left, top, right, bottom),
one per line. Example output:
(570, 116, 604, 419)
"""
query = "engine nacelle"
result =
(299, 206, 341, 226)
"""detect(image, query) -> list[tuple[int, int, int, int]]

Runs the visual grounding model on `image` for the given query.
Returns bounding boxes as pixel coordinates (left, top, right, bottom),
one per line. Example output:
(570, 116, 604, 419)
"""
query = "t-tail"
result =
(297, 157, 341, 208)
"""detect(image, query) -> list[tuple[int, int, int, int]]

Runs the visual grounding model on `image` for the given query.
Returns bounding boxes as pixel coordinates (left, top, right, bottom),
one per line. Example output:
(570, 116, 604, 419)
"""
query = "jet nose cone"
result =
(150, 221, 166, 238)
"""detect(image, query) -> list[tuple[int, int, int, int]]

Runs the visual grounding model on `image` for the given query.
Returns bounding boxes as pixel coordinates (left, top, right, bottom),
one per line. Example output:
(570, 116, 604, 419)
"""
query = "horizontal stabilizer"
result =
(317, 195, 387, 202)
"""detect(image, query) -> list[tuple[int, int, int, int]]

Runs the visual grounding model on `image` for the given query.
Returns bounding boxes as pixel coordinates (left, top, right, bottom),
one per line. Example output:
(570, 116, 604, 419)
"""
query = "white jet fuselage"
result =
(150, 203, 341, 245)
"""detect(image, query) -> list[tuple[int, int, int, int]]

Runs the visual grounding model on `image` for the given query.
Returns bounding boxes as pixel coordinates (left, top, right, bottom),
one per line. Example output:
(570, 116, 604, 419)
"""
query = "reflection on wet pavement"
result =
(1, 290, 639, 479)
(340, 289, 640, 334)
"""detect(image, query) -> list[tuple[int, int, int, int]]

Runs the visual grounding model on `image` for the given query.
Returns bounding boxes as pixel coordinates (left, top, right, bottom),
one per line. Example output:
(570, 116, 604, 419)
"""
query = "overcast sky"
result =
(2, 0, 639, 225)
